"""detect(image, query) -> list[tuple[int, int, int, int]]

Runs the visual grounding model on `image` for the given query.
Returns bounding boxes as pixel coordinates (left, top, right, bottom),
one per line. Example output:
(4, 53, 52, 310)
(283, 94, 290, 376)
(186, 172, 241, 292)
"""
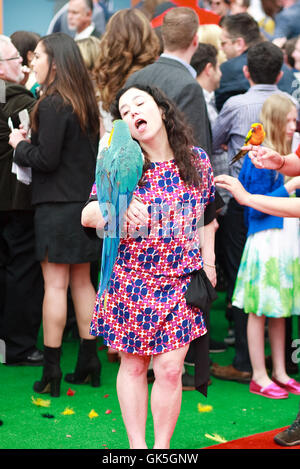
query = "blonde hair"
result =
(95, 8, 160, 112)
(76, 36, 101, 72)
(260, 93, 296, 156)
(197, 24, 226, 64)
(161, 7, 199, 51)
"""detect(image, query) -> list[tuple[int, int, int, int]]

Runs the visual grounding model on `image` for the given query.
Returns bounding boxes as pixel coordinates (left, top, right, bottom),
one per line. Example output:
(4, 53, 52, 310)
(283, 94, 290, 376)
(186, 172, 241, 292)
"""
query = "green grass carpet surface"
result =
(0, 292, 299, 450)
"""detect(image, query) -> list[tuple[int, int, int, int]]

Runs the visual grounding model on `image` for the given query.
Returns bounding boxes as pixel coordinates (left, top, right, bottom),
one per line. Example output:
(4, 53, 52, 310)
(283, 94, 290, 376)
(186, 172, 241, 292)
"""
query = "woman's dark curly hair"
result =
(110, 84, 201, 187)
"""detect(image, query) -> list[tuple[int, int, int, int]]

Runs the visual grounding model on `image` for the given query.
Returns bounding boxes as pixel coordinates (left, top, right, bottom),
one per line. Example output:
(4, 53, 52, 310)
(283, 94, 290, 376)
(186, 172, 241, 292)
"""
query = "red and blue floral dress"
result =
(89, 147, 215, 355)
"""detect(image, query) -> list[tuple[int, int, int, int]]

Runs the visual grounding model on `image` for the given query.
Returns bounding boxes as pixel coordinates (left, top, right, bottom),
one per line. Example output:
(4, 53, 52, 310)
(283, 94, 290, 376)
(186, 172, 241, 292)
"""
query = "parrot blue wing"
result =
(96, 120, 144, 296)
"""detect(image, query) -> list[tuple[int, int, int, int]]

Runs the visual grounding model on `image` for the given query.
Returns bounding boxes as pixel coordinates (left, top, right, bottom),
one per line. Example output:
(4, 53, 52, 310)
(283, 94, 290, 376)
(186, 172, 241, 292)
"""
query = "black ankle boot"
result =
(33, 345, 62, 397)
(64, 339, 101, 387)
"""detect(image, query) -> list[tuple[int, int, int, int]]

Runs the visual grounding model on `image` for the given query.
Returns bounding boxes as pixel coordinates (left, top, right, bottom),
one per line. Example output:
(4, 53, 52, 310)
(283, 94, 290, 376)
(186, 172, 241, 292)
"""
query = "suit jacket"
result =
(215, 51, 299, 112)
(126, 56, 212, 155)
(0, 82, 36, 211)
(14, 94, 98, 206)
(273, 1, 300, 39)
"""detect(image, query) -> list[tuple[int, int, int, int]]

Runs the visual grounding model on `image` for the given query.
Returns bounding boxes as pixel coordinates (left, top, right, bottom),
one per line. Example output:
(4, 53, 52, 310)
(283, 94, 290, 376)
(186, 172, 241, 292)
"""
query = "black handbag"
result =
(185, 268, 218, 313)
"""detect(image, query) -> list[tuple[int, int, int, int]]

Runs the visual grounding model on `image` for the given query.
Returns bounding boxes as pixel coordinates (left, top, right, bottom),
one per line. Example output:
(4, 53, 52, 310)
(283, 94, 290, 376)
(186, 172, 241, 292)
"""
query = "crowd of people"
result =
(1, 0, 300, 449)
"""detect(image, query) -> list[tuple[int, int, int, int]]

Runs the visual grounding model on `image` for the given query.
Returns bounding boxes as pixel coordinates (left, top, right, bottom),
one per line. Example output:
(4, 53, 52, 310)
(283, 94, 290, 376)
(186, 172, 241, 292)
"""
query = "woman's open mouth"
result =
(135, 118, 147, 131)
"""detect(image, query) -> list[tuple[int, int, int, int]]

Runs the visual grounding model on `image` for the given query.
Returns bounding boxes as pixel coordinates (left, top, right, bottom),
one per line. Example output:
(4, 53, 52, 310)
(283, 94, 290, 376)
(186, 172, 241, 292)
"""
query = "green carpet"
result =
(0, 292, 299, 450)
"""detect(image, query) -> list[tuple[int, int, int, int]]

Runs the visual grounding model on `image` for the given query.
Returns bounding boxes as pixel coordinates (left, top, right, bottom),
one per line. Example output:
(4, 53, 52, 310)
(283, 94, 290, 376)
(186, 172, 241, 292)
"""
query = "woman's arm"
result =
(215, 174, 300, 218)
(81, 200, 106, 230)
(200, 219, 217, 287)
(246, 195, 300, 218)
(10, 97, 68, 172)
(243, 144, 300, 177)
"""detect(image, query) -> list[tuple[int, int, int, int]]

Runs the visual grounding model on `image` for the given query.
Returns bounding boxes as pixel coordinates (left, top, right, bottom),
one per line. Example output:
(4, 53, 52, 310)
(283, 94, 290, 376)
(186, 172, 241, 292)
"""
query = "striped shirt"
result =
(212, 84, 293, 178)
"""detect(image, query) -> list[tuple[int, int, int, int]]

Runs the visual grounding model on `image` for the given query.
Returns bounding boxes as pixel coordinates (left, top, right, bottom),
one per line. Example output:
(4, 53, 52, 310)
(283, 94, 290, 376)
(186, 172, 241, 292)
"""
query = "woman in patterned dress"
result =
(219, 94, 300, 399)
(82, 85, 216, 449)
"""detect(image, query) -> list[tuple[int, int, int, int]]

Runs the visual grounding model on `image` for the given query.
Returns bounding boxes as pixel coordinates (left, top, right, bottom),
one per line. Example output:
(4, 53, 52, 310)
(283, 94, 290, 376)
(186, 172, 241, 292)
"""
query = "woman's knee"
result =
(119, 353, 150, 379)
(42, 261, 70, 291)
(69, 263, 93, 289)
(153, 360, 182, 388)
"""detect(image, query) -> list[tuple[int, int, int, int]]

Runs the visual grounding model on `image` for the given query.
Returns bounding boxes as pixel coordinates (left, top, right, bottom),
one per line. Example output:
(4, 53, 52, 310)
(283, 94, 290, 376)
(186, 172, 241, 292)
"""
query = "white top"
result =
(75, 23, 96, 41)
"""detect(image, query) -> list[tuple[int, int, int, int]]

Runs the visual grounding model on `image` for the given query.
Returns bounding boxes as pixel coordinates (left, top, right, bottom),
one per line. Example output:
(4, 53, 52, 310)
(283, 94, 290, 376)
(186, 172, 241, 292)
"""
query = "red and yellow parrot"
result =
(230, 123, 265, 165)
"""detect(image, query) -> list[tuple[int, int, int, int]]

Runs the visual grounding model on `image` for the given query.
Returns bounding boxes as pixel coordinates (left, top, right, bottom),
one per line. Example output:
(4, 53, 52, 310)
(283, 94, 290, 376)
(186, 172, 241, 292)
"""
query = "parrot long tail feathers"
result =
(98, 235, 120, 297)
(230, 149, 247, 165)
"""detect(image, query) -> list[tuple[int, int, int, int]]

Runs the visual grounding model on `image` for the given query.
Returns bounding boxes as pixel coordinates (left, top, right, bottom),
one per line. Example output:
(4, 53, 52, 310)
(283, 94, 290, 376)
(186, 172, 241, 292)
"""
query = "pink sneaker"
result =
(250, 380, 289, 399)
(272, 377, 300, 395)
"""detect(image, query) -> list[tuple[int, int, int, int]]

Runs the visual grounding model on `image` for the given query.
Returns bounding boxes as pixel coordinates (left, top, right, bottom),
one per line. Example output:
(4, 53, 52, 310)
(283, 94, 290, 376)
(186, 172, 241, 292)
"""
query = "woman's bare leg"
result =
(247, 313, 272, 387)
(69, 263, 96, 339)
(41, 257, 70, 347)
(269, 317, 291, 383)
(117, 352, 151, 449)
(151, 345, 189, 449)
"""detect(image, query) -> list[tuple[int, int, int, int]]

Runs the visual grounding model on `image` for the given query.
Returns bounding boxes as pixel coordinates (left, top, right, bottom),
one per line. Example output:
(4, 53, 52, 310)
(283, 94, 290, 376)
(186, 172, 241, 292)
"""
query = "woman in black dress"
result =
(9, 33, 101, 397)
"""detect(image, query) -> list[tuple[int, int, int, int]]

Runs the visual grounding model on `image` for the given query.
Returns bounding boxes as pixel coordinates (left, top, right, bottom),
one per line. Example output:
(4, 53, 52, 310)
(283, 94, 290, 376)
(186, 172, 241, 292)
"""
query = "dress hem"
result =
(89, 329, 207, 356)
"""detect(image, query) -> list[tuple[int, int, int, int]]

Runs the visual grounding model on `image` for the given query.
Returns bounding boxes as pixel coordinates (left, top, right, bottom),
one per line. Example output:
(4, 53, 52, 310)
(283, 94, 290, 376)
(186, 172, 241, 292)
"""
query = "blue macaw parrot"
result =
(96, 119, 144, 296)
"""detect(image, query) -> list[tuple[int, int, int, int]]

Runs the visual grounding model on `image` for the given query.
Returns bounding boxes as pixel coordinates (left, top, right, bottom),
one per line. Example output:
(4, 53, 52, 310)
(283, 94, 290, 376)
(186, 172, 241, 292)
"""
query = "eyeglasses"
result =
(0, 54, 21, 62)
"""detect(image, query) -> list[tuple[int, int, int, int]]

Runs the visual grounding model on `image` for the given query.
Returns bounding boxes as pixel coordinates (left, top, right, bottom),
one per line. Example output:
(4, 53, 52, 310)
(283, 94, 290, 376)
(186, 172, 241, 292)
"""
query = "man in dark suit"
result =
(0, 35, 44, 365)
(215, 13, 299, 111)
(273, 0, 300, 40)
(126, 6, 212, 155)
(67, 0, 102, 40)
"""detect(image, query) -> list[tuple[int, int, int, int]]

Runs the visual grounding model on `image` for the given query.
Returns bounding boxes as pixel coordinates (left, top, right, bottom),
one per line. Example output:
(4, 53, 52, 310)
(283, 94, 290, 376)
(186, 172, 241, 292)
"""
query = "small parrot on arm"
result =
(230, 123, 265, 165)
(96, 119, 144, 296)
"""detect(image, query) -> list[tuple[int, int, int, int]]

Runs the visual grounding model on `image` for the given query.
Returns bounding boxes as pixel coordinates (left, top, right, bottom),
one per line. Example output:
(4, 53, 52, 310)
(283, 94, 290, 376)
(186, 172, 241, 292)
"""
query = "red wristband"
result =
(296, 144, 300, 158)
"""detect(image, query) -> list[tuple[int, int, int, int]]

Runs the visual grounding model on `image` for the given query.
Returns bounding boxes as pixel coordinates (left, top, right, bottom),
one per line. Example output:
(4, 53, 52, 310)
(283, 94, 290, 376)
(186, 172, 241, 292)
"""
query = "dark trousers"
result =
(216, 197, 251, 372)
(0, 210, 43, 362)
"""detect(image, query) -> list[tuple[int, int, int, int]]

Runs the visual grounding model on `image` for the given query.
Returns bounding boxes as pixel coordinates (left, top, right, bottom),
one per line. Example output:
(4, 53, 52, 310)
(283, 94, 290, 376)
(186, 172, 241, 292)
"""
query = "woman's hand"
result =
(123, 197, 149, 236)
(243, 145, 284, 170)
(81, 200, 106, 230)
(201, 220, 217, 287)
(215, 174, 250, 206)
(203, 262, 217, 287)
(9, 128, 28, 149)
(285, 176, 300, 193)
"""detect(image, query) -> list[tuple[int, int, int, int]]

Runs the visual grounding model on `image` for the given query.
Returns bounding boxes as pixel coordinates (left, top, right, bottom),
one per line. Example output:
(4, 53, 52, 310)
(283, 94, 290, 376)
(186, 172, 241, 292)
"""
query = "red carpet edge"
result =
(203, 426, 300, 449)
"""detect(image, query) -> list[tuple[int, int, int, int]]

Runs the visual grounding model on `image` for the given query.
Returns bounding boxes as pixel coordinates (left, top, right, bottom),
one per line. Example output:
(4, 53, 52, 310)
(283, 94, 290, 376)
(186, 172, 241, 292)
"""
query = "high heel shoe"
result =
(64, 338, 101, 387)
(107, 348, 120, 363)
(33, 345, 62, 397)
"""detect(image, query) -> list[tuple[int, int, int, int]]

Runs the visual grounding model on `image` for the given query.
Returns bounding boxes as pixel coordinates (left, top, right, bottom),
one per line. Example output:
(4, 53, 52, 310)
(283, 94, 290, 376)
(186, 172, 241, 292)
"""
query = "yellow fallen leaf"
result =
(31, 396, 51, 407)
(205, 433, 227, 444)
(197, 402, 213, 413)
(62, 407, 75, 415)
(89, 409, 99, 419)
